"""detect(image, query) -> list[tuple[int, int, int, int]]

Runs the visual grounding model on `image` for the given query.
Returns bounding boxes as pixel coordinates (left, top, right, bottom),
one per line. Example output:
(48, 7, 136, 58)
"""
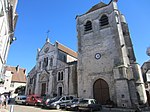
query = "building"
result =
(26, 39, 77, 97)
(1, 65, 27, 97)
(141, 61, 150, 106)
(0, 0, 18, 80)
(76, 0, 147, 108)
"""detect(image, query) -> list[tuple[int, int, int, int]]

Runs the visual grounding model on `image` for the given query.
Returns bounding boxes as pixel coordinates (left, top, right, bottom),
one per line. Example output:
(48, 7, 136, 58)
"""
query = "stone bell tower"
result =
(76, 0, 147, 108)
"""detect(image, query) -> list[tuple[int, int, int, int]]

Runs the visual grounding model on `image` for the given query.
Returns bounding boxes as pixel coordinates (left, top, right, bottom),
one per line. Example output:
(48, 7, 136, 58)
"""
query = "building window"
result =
(84, 21, 92, 31)
(39, 61, 41, 69)
(43, 57, 48, 68)
(10, 83, 14, 87)
(30, 78, 33, 84)
(61, 72, 63, 80)
(58, 71, 64, 81)
(50, 58, 53, 66)
(58, 72, 61, 81)
(100, 14, 109, 27)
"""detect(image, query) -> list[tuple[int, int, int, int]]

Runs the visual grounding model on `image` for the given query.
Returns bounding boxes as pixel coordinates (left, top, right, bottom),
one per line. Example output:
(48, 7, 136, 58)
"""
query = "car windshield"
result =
(90, 100, 96, 104)
(52, 96, 61, 101)
(20, 97, 26, 100)
(72, 98, 79, 103)
(79, 100, 88, 104)
(35, 96, 41, 99)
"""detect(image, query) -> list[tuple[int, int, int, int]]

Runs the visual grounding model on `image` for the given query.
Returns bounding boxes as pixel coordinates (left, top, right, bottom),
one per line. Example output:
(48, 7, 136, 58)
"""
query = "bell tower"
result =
(76, 0, 147, 108)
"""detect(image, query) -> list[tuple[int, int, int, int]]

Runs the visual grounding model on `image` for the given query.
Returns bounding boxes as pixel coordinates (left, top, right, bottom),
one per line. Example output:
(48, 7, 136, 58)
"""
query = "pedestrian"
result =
(1, 94, 5, 109)
(0, 94, 2, 109)
(3, 95, 9, 109)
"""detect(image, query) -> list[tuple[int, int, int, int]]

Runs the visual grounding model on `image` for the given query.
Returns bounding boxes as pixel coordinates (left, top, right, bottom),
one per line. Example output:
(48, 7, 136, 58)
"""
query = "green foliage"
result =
(14, 86, 26, 95)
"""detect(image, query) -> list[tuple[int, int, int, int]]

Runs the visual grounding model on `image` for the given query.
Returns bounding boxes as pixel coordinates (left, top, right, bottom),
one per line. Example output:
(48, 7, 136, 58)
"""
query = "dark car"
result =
(78, 98, 102, 112)
(65, 98, 82, 111)
(41, 96, 53, 108)
(46, 96, 74, 109)
(25, 95, 42, 106)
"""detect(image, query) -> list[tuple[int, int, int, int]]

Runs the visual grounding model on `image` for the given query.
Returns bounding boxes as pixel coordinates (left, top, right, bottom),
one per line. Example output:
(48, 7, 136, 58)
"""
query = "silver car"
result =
(15, 95, 27, 104)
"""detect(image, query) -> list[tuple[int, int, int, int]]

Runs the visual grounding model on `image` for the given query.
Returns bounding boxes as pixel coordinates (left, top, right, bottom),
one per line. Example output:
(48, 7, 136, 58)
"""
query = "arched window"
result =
(43, 57, 48, 68)
(61, 72, 63, 80)
(58, 72, 61, 81)
(100, 14, 109, 27)
(50, 57, 53, 66)
(84, 21, 92, 31)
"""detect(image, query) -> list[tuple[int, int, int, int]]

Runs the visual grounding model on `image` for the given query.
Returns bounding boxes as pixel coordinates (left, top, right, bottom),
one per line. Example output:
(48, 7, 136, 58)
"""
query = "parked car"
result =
(78, 98, 102, 112)
(25, 95, 42, 106)
(41, 96, 52, 108)
(15, 95, 26, 105)
(46, 96, 75, 109)
(65, 98, 82, 111)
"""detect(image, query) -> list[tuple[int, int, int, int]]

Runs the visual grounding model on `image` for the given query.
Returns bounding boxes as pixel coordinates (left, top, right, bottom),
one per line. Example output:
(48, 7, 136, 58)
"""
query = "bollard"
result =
(10, 105, 14, 112)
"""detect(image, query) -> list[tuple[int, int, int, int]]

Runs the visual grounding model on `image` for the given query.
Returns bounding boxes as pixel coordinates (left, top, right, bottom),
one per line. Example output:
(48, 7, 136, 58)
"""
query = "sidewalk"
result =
(0, 109, 9, 112)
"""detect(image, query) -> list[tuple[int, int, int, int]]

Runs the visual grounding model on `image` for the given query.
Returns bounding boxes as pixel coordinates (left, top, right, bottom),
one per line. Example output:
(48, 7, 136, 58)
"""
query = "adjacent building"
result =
(26, 39, 77, 97)
(1, 65, 27, 98)
(0, 0, 18, 80)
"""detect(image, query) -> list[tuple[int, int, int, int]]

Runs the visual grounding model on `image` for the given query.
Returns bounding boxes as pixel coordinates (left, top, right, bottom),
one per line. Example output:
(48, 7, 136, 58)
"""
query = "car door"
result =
(79, 99, 89, 109)
(30, 96, 34, 105)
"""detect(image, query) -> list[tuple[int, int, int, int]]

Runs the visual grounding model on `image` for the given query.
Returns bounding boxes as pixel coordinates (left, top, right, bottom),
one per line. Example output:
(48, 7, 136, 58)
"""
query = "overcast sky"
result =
(7, 0, 150, 73)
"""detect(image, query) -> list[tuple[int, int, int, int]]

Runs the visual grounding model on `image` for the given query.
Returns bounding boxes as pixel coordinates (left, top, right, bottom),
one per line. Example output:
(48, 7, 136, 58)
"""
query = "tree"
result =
(14, 86, 26, 95)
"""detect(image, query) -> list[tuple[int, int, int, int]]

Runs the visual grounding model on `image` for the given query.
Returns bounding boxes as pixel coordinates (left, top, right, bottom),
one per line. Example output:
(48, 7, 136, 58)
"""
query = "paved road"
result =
(1, 104, 150, 112)
(0, 104, 76, 112)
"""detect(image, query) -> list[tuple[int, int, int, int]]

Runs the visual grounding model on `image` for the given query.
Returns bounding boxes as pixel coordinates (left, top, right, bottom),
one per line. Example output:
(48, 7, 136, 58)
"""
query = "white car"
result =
(15, 95, 27, 104)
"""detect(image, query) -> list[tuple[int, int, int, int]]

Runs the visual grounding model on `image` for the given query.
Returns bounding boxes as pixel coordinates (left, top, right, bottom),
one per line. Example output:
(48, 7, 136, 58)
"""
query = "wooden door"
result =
(93, 79, 110, 104)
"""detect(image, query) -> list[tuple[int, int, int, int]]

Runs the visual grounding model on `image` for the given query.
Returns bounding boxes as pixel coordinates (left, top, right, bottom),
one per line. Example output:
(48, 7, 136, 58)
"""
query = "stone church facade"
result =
(26, 0, 148, 108)
(76, 0, 147, 108)
(26, 39, 77, 97)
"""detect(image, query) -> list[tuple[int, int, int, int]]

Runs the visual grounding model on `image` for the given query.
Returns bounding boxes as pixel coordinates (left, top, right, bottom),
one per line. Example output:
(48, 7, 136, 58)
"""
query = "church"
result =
(26, 0, 147, 108)
(25, 39, 77, 97)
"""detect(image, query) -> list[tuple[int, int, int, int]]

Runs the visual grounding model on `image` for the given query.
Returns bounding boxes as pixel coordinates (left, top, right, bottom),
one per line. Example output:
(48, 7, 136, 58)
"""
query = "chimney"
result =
(16, 65, 19, 72)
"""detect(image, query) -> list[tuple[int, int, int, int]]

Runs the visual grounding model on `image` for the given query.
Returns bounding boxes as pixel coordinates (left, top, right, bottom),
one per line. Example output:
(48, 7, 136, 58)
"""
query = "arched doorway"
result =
(93, 78, 110, 104)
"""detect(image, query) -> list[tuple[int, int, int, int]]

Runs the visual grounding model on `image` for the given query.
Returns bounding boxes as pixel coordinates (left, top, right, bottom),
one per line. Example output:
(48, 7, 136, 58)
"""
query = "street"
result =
(0, 104, 74, 112)
(0, 104, 150, 112)
(0, 104, 136, 112)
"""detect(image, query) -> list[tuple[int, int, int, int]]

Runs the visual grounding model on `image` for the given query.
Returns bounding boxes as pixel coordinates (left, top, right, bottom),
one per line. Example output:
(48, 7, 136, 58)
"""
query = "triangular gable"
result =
(38, 41, 55, 56)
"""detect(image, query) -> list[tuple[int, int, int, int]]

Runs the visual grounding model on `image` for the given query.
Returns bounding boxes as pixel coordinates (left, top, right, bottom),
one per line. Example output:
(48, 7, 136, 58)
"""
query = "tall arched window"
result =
(84, 21, 92, 31)
(50, 57, 53, 66)
(61, 71, 63, 80)
(100, 14, 109, 27)
(58, 72, 61, 81)
(43, 57, 48, 68)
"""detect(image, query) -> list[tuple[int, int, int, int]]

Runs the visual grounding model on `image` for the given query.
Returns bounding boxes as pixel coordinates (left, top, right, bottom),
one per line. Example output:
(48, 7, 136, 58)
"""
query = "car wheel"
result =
(90, 108, 93, 112)
(26, 102, 29, 106)
(56, 105, 60, 110)
(15, 101, 18, 104)
(34, 103, 37, 106)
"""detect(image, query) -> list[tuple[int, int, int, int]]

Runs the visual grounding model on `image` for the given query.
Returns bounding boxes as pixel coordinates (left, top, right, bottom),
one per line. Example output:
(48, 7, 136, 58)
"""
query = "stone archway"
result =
(93, 78, 110, 104)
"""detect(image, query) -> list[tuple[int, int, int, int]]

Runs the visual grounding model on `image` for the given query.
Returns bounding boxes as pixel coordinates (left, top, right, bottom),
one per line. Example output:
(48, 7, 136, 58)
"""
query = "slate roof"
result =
(56, 42, 77, 58)
(5, 66, 27, 83)
(86, 2, 107, 14)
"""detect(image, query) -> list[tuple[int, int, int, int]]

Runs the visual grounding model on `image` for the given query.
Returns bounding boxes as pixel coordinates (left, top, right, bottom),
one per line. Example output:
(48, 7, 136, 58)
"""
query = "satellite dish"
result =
(146, 47, 150, 56)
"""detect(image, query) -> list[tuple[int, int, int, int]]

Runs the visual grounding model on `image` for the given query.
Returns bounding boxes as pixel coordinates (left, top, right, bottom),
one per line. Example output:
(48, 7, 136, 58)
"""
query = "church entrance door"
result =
(41, 83, 46, 96)
(93, 79, 110, 104)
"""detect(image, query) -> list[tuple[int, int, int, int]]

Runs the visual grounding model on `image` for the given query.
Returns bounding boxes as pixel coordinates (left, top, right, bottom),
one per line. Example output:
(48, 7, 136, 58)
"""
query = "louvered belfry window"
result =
(84, 21, 92, 31)
(100, 15, 109, 26)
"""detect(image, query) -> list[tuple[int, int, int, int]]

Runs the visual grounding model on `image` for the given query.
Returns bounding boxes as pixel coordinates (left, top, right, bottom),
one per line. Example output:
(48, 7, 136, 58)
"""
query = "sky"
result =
(7, 0, 150, 74)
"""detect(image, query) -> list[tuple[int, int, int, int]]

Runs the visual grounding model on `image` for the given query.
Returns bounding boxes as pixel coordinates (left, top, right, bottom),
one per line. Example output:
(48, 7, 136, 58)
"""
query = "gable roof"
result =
(86, 2, 107, 14)
(56, 41, 77, 58)
(5, 65, 27, 83)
